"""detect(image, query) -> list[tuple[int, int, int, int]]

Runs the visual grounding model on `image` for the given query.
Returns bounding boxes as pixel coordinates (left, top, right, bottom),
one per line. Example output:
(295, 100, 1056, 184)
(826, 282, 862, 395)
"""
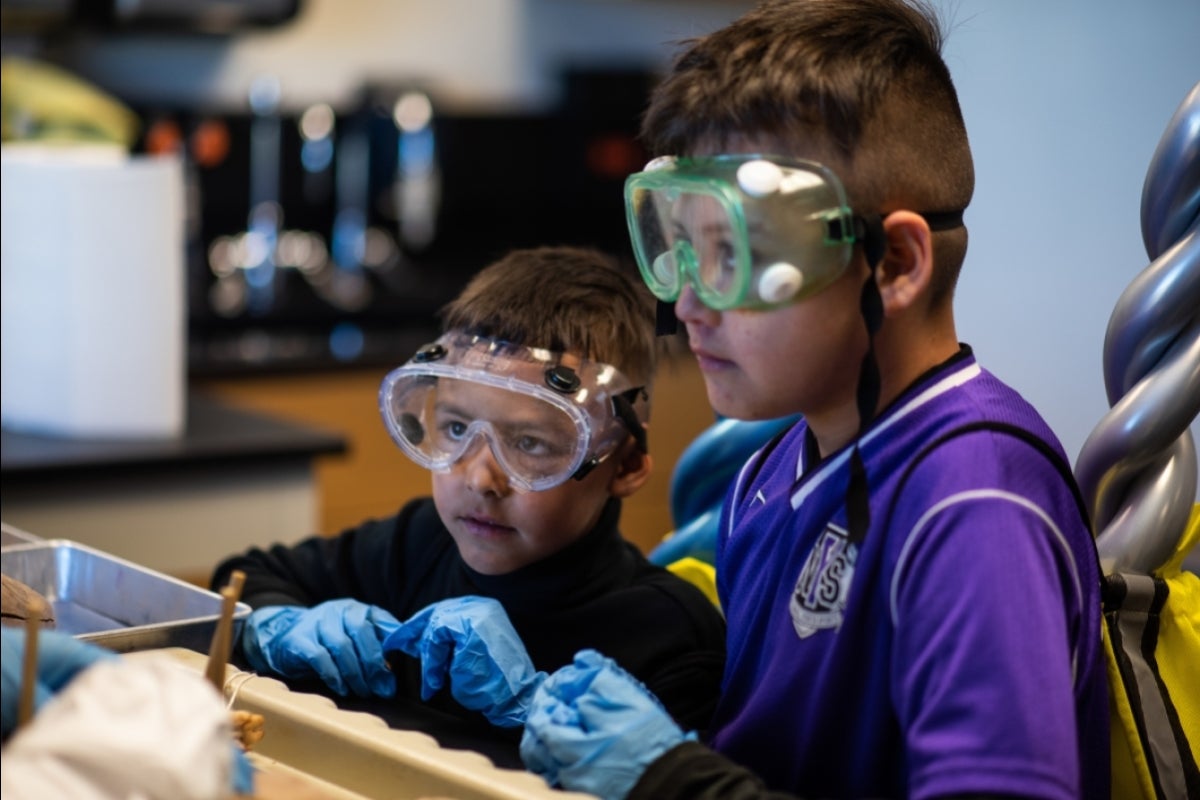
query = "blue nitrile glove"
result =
(1, 627, 116, 739)
(520, 649, 694, 800)
(230, 746, 256, 795)
(240, 599, 402, 697)
(383, 595, 546, 727)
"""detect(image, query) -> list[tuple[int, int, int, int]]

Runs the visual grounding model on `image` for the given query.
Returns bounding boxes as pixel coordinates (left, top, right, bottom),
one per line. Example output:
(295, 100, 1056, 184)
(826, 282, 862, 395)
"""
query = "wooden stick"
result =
(17, 597, 44, 730)
(226, 569, 246, 603)
(205, 570, 245, 693)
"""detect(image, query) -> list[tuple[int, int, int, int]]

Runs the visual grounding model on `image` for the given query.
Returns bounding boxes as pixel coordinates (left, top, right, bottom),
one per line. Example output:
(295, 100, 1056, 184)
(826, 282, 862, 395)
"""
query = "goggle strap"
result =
(922, 210, 966, 231)
(856, 275, 884, 432)
(846, 446, 871, 546)
(612, 387, 649, 453)
(854, 214, 887, 270)
(655, 299, 679, 336)
(848, 216, 885, 547)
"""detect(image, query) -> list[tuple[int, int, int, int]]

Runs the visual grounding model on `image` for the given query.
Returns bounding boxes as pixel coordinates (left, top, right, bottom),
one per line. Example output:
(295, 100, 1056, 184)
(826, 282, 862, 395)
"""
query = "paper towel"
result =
(1, 145, 186, 438)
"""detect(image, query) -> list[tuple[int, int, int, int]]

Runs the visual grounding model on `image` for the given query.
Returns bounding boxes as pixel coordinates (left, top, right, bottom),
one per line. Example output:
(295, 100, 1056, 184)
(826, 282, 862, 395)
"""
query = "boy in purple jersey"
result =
(514, 1, 1111, 799)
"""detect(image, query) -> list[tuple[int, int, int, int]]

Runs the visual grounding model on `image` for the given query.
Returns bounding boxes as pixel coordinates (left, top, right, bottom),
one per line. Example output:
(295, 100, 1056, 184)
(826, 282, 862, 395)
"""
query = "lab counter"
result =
(0, 393, 347, 582)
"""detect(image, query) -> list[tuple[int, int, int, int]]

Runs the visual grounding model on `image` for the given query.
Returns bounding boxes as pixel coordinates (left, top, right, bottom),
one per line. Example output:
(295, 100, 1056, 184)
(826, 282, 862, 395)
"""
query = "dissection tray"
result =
(0, 539, 249, 653)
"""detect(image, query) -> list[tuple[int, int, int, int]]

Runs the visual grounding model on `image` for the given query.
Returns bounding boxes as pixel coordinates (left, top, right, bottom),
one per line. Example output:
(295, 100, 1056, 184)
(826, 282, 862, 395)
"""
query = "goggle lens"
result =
(387, 375, 587, 492)
(380, 334, 646, 492)
(625, 155, 857, 310)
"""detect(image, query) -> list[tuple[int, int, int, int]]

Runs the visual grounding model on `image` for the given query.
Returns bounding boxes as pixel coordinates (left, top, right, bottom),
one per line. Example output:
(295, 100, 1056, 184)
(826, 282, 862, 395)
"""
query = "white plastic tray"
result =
(134, 648, 596, 800)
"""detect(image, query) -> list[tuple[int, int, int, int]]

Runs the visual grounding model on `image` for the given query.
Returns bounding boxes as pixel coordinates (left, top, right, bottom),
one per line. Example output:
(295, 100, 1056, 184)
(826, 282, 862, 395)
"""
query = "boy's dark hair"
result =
(641, 0, 974, 307)
(440, 245, 658, 392)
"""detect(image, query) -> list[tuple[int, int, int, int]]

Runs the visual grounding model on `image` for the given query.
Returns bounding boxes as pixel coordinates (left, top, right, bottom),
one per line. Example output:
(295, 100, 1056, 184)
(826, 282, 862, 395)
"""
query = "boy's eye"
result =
(438, 418, 469, 442)
(718, 241, 737, 271)
(513, 434, 552, 456)
(699, 239, 738, 291)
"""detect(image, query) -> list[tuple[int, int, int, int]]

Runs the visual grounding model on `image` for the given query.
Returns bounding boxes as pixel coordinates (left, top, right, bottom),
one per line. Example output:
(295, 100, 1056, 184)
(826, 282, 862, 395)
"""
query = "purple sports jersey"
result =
(709, 348, 1109, 799)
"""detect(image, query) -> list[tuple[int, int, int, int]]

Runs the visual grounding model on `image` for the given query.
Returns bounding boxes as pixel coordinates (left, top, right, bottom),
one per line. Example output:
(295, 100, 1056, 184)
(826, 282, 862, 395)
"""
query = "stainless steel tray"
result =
(1, 521, 43, 548)
(0, 539, 249, 654)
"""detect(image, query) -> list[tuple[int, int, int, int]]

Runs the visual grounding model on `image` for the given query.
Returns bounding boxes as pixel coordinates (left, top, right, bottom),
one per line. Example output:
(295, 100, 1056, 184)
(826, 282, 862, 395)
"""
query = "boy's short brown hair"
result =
(641, 0, 974, 306)
(440, 245, 658, 392)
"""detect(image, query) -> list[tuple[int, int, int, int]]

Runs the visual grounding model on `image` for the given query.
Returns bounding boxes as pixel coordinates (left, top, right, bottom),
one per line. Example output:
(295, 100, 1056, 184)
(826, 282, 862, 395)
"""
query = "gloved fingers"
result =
(537, 650, 608, 704)
(572, 648, 621, 673)
(311, 605, 374, 697)
(281, 626, 349, 695)
(443, 595, 504, 617)
(382, 602, 455, 701)
(580, 660, 666, 711)
(230, 745, 256, 795)
(417, 625, 455, 701)
(336, 602, 399, 698)
(382, 604, 435, 658)
(35, 631, 115, 692)
(358, 606, 401, 698)
(362, 605, 403, 640)
(240, 606, 303, 676)
(519, 725, 563, 786)
(522, 675, 686, 800)
(526, 651, 676, 745)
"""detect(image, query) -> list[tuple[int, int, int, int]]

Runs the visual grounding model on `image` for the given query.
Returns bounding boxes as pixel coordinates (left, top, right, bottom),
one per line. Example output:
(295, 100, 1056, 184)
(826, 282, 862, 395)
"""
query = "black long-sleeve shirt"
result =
(212, 497, 726, 736)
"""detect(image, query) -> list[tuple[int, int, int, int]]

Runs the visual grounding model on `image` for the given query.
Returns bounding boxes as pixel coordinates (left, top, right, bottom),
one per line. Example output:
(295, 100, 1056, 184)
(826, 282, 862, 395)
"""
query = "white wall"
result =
(939, 0, 1199, 475)
(56, 0, 1200, 478)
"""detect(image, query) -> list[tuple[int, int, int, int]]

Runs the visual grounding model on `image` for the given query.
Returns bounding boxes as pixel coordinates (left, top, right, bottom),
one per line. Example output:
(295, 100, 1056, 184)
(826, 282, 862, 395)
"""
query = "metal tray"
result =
(1, 521, 43, 548)
(0, 539, 249, 654)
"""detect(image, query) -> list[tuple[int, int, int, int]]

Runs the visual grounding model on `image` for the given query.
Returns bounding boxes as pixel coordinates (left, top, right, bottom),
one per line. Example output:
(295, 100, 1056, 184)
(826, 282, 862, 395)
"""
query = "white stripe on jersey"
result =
(787, 363, 983, 511)
(890, 488, 1085, 679)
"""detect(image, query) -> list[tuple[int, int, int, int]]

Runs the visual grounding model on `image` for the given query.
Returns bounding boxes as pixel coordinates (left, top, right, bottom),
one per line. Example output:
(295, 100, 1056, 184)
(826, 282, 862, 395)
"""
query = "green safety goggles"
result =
(625, 154, 864, 311)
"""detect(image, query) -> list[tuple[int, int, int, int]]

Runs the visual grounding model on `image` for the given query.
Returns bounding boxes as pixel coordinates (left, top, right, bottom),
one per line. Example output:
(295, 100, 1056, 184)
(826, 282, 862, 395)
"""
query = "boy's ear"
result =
(608, 439, 653, 499)
(877, 210, 934, 313)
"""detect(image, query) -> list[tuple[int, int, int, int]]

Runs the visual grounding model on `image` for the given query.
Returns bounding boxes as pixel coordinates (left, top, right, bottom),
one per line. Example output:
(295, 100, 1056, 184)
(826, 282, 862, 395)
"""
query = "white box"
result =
(1, 145, 185, 438)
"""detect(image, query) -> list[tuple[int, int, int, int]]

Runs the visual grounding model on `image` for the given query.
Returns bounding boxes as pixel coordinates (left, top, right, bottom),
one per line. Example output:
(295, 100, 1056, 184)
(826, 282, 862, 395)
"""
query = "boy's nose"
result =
(460, 439, 511, 496)
(675, 281, 719, 325)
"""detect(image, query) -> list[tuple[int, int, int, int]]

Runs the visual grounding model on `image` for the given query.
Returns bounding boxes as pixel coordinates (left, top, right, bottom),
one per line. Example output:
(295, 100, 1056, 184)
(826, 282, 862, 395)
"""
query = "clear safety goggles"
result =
(625, 154, 862, 310)
(379, 333, 648, 493)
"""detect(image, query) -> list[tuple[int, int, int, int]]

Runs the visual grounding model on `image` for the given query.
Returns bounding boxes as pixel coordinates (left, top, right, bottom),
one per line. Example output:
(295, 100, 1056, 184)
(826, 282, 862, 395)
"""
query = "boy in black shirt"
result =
(211, 246, 726, 738)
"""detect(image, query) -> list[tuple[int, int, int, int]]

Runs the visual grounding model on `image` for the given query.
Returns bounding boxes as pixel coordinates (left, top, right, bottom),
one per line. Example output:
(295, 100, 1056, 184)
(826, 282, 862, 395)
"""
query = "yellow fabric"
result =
(1153, 507, 1200, 767)
(667, 556, 721, 612)
(1105, 503, 1200, 799)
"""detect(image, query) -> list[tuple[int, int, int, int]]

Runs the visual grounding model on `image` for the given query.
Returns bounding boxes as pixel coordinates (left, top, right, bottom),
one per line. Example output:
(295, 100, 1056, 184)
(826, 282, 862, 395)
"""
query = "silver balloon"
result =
(1075, 81, 1200, 576)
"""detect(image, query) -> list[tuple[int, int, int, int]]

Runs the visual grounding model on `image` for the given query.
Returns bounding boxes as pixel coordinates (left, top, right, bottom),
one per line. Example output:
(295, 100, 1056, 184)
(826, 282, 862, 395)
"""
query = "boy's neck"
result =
(810, 324, 961, 458)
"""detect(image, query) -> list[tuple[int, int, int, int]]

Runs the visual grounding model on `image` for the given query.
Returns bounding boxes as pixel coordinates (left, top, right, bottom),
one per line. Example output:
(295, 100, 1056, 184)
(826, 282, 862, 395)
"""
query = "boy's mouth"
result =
(460, 514, 515, 535)
(691, 347, 734, 371)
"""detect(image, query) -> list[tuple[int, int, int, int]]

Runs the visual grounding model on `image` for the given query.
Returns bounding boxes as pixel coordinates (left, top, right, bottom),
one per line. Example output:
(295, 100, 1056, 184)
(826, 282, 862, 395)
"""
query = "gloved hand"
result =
(1, 627, 116, 739)
(240, 599, 401, 697)
(520, 649, 694, 800)
(384, 595, 545, 727)
(230, 747, 255, 795)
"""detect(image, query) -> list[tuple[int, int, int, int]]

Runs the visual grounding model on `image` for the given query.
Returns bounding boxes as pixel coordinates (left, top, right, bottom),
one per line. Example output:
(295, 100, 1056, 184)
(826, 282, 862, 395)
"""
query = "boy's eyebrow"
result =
(432, 397, 472, 419)
(434, 395, 566, 431)
(672, 219, 737, 238)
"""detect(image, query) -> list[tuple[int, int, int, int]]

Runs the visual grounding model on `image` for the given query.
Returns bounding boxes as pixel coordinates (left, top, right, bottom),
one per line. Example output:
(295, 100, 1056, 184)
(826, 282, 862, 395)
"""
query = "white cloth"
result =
(0, 655, 235, 799)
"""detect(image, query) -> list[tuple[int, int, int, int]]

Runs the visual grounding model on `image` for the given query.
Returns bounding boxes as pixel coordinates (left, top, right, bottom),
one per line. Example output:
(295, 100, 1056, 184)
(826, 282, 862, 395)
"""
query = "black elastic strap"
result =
(922, 209, 965, 231)
(612, 387, 649, 453)
(655, 299, 678, 336)
(846, 214, 887, 545)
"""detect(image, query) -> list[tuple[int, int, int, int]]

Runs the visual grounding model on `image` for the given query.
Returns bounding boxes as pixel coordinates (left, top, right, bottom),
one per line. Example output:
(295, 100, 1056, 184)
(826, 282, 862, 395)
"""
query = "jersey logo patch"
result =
(789, 523, 857, 639)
